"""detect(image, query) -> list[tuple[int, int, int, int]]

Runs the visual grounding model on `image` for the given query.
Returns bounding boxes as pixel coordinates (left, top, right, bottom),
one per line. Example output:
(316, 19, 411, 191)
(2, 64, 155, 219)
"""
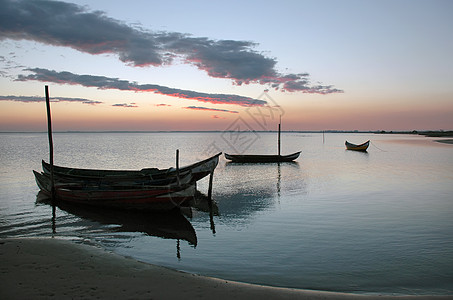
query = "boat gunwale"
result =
(42, 152, 222, 179)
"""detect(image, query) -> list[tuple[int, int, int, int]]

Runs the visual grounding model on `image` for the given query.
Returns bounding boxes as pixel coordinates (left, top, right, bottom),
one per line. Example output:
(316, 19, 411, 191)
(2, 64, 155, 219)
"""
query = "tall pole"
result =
(278, 115, 281, 156)
(45, 86, 55, 202)
(207, 170, 214, 204)
(176, 149, 180, 185)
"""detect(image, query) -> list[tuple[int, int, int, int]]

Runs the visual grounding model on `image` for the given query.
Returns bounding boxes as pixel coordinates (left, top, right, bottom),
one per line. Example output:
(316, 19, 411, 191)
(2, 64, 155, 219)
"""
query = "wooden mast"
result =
(176, 149, 180, 185)
(45, 85, 55, 202)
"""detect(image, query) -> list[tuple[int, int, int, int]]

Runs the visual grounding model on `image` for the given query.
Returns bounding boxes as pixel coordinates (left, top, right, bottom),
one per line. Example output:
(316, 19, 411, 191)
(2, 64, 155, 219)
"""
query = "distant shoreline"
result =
(1, 130, 453, 136)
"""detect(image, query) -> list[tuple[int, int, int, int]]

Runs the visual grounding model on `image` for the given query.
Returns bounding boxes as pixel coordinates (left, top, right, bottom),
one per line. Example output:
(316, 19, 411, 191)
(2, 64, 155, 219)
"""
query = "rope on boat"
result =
(370, 141, 387, 152)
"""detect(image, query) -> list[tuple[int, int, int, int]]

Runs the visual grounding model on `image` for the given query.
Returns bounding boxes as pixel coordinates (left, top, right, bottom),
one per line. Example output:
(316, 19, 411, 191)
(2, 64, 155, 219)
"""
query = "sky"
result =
(1, 0, 452, 132)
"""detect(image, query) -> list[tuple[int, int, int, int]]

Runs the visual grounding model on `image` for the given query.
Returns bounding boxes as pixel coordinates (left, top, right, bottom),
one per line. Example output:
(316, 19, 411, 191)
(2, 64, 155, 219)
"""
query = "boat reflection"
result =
(217, 162, 302, 219)
(225, 161, 300, 198)
(36, 192, 198, 249)
(185, 191, 219, 214)
(183, 191, 219, 234)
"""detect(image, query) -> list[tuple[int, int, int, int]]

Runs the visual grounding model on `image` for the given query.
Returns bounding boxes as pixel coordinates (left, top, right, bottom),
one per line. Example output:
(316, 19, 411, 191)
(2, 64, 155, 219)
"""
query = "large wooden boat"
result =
(345, 140, 370, 151)
(224, 151, 300, 163)
(35, 88, 219, 211)
(36, 167, 193, 188)
(35, 153, 220, 211)
(34, 170, 195, 211)
(42, 152, 221, 183)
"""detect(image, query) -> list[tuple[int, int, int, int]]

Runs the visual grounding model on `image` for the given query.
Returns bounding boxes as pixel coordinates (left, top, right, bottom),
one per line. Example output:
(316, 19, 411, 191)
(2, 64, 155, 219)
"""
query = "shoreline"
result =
(435, 139, 453, 144)
(1, 238, 451, 299)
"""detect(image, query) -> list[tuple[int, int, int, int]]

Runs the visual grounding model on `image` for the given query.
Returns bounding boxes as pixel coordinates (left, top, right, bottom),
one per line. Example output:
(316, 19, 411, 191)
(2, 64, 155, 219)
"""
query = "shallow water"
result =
(1, 132, 452, 295)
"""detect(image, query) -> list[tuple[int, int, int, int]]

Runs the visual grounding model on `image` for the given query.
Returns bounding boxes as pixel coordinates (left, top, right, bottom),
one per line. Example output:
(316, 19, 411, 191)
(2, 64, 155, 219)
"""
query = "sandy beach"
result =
(1, 238, 451, 300)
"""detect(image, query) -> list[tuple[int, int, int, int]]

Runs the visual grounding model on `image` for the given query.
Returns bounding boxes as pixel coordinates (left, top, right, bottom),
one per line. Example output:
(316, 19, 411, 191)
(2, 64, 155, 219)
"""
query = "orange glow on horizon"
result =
(1, 93, 453, 132)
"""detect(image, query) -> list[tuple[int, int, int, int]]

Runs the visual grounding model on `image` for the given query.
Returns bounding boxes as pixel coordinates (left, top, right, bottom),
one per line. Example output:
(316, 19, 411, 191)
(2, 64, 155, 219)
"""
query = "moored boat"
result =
(35, 168, 193, 188)
(42, 152, 221, 183)
(33, 170, 195, 211)
(34, 88, 220, 211)
(345, 140, 370, 151)
(224, 116, 300, 163)
(224, 151, 301, 163)
(34, 153, 220, 211)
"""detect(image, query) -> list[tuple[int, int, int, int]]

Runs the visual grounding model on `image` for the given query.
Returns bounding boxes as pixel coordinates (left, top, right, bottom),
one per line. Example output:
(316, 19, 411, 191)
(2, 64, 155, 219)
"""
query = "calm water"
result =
(1, 132, 452, 295)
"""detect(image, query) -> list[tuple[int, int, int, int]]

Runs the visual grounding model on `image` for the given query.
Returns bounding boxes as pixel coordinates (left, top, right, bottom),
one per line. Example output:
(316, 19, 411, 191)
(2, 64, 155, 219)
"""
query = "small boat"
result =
(33, 170, 195, 211)
(224, 117, 300, 163)
(345, 140, 370, 151)
(224, 151, 300, 163)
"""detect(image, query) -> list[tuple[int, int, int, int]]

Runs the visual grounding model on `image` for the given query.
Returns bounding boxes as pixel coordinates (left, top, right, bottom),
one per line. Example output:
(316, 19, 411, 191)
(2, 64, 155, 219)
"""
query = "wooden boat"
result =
(42, 152, 221, 183)
(34, 153, 220, 211)
(35, 88, 218, 211)
(224, 151, 300, 163)
(224, 117, 300, 163)
(35, 168, 193, 189)
(345, 140, 370, 151)
(34, 170, 195, 211)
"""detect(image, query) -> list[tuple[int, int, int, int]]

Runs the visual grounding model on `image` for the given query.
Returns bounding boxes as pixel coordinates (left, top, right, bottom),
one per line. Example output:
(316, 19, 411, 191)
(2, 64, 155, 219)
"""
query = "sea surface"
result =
(1, 132, 452, 295)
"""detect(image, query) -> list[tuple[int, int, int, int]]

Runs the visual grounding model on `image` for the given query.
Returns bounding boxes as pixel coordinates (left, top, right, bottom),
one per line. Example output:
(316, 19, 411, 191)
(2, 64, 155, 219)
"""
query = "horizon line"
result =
(1, 130, 451, 134)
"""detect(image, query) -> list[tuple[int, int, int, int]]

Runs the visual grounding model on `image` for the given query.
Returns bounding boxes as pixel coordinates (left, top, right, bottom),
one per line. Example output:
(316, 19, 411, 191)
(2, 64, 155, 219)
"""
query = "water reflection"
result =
(345, 149, 370, 156)
(36, 192, 198, 257)
(218, 162, 302, 221)
(184, 191, 218, 234)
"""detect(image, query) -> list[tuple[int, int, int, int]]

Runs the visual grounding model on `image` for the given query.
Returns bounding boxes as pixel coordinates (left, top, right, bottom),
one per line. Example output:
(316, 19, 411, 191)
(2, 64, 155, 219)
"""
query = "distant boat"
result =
(345, 140, 370, 151)
(224, 117, 300, 163)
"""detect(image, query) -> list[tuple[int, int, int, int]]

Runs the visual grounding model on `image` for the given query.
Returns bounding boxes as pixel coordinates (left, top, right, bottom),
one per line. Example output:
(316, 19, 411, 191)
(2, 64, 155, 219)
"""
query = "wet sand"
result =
(1, 238, 451, 300)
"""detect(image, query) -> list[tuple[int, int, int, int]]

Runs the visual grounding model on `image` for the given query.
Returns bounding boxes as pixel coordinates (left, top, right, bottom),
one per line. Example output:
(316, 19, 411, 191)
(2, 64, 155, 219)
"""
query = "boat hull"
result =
(345, 140, 370, 151)
(34, 170, 195, 211)
(35, 153, 221, 211)
(224, 151, 300, 163)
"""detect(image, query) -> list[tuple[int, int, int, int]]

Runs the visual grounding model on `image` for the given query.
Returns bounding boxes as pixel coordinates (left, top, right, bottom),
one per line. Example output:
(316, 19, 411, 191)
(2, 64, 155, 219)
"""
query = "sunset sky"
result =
(1, 0, 452, 132)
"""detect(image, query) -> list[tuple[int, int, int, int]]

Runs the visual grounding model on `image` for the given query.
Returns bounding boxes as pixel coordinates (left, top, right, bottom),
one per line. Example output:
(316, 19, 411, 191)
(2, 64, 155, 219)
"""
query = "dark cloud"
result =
(282, 80, 344, 94)
(16, 68, 267, 107)
(184, 106, 239, 114)
(112, 103, 138, 108)
(0, 0, 162, 65)
(0, 0, 342, 94)
(155, 103, 171, 107)
(0, 94, 102, 105)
